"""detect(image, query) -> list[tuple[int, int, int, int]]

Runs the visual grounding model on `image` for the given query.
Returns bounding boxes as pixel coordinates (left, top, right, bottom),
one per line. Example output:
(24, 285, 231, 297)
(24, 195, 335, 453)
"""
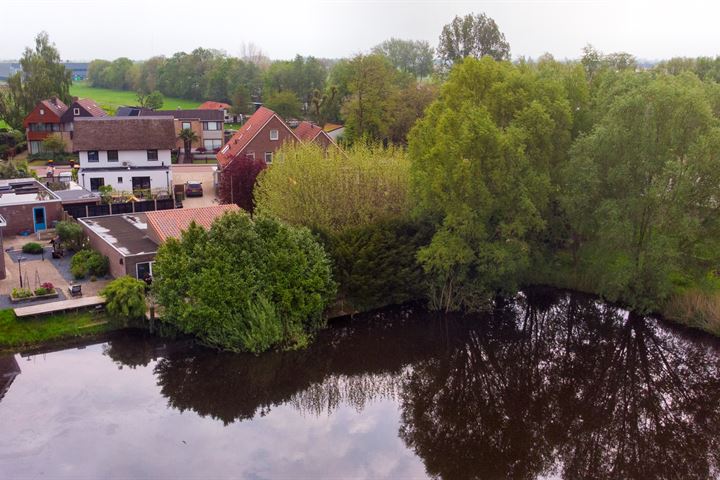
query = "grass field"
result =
(69, 82, 200, 113)
(0, 308, 112, 351)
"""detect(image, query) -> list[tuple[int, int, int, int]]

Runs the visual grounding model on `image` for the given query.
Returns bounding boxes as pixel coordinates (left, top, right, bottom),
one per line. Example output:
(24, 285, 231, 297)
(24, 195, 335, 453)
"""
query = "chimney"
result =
(49, 96, 58, 106)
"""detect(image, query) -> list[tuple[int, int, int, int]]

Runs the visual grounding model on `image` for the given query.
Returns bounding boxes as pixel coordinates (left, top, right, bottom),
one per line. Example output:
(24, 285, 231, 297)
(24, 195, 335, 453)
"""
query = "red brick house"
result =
(294, 121, 339, 150)
(216, 106, 300, 166)
(23, 98, 68, 154)
(24, 97, 106, 154)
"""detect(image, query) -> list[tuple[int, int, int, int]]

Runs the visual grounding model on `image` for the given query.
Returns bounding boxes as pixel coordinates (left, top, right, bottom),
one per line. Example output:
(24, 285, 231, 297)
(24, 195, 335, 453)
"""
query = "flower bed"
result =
(10, 283, 60, 304)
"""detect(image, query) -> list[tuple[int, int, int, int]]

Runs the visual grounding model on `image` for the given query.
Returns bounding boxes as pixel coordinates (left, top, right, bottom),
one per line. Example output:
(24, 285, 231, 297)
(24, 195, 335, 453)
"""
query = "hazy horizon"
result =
(2, 0, 720, 62)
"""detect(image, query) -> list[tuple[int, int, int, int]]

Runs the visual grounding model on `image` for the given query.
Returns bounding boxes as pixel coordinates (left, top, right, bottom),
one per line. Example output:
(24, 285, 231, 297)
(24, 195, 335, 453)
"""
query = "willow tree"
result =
(561, 73, 720, 312)
(408, 57, 574, 311)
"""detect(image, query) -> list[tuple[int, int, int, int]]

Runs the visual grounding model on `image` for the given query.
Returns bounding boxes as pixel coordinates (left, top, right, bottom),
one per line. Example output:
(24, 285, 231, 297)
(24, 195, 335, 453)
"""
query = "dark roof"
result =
(139, 109, 223, 121)
(80, 213, 158, 256)
(116, 106, 152, 117)
(60, 98, 108, 122)
(73, 117, 176, 151)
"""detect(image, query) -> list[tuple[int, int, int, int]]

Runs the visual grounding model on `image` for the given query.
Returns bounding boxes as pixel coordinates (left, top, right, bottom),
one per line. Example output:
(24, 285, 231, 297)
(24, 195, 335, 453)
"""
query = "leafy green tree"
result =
(136, 90, 164, 109)
(56, 221, 86, 251)
(341, 54, 400, 142)
(255, 143, 411, 233)
(0, 159, 31, 179)
(560, 73, 720, 312)
(152, 214, 336, 353)
(437, 13, 511, 72)
(264, 55, 327, 111)
(372, 38, 435, 78)
(40, 133, 67, 157)
(0, 32, 73, 129)
(101, 276, 147, 323)
(408, 57, 573, 311)
(264, 90, 302, 119)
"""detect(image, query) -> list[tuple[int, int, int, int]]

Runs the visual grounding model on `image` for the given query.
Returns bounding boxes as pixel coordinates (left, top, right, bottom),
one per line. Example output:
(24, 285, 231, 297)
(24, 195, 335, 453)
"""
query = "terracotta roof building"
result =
(216, 106, 299, 167)
(79, 205, 240, 279)
(145, 204, 239, 243)
(294, 121, 339, 150)
(198, 101, 231, 110)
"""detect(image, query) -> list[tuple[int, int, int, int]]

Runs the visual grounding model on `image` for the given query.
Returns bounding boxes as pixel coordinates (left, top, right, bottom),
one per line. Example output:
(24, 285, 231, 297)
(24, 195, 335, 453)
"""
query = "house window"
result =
(181, 122, 191, 130)
(40, 109, 45, 115)
(136, 261, 154, 280)
(88, 151, 99, 162)
(117, 177, 123, 184)
(147, 149, 158, 161)
(264, 152, 273, 163)
(204, 139, 222, 150)
(203, 121, 219, 131)
(247, 152, 255, 160)
(107, 150, 119, 162)
(73, 107, 80, 115)
(270, 129, 279, 140)
(89, 178, 104, 192)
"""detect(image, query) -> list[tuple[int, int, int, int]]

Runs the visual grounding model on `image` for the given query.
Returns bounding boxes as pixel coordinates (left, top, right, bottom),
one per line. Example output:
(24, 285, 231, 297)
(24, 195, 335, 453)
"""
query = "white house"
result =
(73, 117, 175, 197)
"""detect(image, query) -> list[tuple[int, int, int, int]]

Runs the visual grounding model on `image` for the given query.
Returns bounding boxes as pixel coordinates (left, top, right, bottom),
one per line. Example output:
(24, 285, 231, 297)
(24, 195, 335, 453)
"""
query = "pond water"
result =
(2, 289, 720, 479)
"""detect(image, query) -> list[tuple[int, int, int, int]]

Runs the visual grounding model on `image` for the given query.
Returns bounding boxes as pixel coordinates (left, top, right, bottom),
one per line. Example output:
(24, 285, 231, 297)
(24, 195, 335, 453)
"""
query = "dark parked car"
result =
(185, 181, 203, 197)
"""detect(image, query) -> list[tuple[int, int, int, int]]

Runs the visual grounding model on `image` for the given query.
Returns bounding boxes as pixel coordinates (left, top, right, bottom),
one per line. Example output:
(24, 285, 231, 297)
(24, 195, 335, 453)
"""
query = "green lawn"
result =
(0, 308, 112, 351)
(69, 82, 200, 114)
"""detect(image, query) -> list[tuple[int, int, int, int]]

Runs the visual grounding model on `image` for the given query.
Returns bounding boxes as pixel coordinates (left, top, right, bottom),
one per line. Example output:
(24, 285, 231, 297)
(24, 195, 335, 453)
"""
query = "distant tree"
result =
(0, 32, 73, 129)
(372, 38, 435, 78)
(0, 159, 31, 179)
(388, 82, 439, 144)
(218, 154, 267, 214)
(101, 276, 147, 324)
(341, 54, 400, 142)
(437, 13, 510, 71)
(136, 90, 164, 109)
(265, 90, 302, 119)
(231, 86, 252, 115)
(40, 133, 67, 157)
(178, 128, 199, 162)
(581, 44, 637, 81)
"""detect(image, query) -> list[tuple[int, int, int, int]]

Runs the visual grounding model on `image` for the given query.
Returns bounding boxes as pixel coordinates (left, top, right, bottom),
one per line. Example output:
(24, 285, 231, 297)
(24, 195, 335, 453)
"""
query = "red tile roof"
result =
(294, 121, 324, 142)
(76, 98, 107, 117)
(216, 106, 297, 167)
(145, 204, 240, 243)
(198, 101, 231, 110)
(40, 98, 68, 117)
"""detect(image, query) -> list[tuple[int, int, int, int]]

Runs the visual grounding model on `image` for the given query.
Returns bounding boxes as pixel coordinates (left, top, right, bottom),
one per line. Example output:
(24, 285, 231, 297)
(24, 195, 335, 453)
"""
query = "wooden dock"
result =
(13, 296, 106, 318)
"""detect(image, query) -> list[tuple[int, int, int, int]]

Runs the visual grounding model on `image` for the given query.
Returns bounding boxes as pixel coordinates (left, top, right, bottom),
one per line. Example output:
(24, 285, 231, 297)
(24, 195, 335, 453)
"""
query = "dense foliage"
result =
(217, 154, 267, 214)
(56, 221, 86, 251)
(408, 57, 574, 311)
(101, 276, 147, 322)
(22, 242, 43, 254)
(255, 143, 427, 311)
(437, 13, 511, 71)
(152, 213, 336, 353)
(70, 249, 109, 279)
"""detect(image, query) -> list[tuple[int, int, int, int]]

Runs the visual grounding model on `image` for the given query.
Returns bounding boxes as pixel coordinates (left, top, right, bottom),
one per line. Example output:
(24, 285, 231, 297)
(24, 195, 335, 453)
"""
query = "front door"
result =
(132, 177, 151, 198)
(33, 207, 46, 231)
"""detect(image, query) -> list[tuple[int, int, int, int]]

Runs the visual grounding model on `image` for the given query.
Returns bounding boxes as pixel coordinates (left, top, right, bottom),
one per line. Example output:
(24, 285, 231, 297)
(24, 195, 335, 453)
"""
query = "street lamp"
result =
(17, 255, 24, 288)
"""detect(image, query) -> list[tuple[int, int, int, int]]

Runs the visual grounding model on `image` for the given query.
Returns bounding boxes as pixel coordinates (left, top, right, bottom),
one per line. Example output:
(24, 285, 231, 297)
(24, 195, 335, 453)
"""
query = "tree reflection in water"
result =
(102, 290, 720, 479)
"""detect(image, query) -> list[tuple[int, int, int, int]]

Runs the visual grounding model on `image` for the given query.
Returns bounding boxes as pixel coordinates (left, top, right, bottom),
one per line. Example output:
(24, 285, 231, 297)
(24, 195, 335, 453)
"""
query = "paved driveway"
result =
(172, 164, 219, 208)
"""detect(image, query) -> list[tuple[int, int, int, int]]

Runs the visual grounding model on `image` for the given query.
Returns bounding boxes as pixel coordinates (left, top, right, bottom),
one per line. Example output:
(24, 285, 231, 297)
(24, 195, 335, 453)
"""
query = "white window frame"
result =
(270, 129, 279, 141)
(73, 107, 80, 115)
(204, 121, 219, 131)
(181, 122, 191, 131)
(264, 152, 273, 163)
(87, 150, 99, 162)
(136, 261, 154, 279)
(247, 152, 255, 160)
(40, 108, 45, 115)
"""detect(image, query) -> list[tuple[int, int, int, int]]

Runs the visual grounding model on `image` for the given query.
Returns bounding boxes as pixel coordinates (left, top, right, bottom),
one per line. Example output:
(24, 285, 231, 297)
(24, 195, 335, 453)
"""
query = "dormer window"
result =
(73, 107, 80, 116)
(270, 129, 279, 141)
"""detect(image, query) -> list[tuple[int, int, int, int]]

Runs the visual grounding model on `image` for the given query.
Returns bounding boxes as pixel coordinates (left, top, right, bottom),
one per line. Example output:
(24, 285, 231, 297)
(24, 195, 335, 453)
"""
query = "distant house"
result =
(23, 97, 106, 154)
(138, 109, 225, 154)
(323, 123, 345, 142)
(73, 117, 175, 195)
(78, 204, 239, 279)
(198, 101, 241, 124)
(216, 106, 299, 167)
(23, 98, 68, 154)
(294, 121, 339, 150)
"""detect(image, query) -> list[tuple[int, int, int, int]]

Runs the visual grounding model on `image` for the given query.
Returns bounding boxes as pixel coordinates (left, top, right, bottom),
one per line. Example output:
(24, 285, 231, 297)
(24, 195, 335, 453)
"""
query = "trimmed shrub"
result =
(71, 249, 110, 279)
(11, 288, 33, 299)
(22, 242, 43, 254)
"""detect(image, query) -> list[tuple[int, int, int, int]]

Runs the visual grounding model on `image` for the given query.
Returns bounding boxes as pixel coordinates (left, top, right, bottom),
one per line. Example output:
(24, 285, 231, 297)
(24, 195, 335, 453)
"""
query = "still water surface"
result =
(1, 289, 720, 479)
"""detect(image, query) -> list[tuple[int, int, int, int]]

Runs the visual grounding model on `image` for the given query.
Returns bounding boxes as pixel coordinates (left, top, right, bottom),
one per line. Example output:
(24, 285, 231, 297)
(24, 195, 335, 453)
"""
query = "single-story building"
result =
(78, 204, 239, 279)
(0, 178, 63, 236)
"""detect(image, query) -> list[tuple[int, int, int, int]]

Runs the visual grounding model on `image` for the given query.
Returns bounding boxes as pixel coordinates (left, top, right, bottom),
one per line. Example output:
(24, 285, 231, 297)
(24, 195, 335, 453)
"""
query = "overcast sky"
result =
(2, 0, 719, 62)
